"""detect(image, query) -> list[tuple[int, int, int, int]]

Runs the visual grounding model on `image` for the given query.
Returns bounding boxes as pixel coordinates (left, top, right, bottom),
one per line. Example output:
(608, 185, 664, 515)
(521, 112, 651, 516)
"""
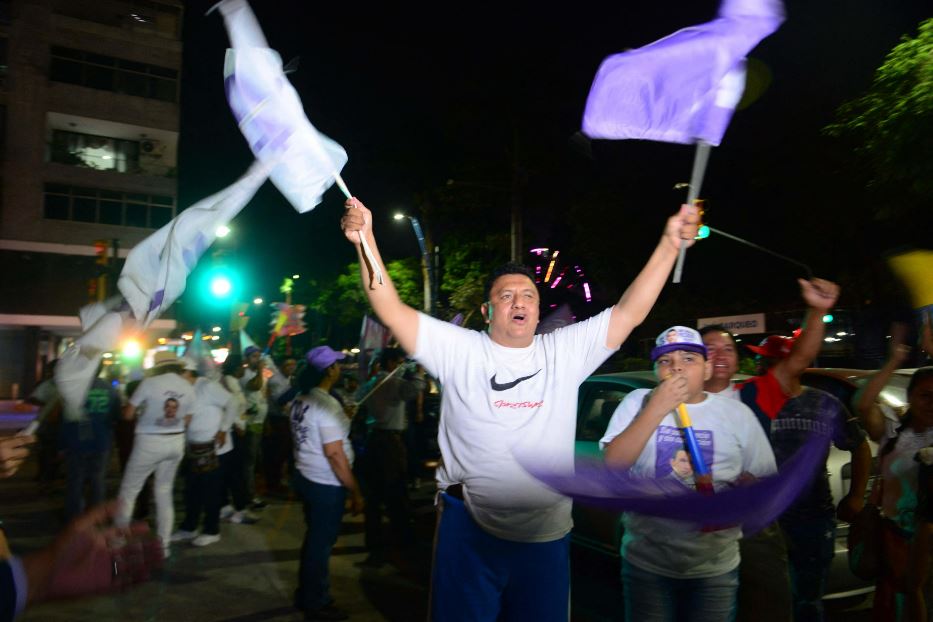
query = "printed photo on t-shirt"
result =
(654, 425, 714, 488)
(157, 396, 181, 427)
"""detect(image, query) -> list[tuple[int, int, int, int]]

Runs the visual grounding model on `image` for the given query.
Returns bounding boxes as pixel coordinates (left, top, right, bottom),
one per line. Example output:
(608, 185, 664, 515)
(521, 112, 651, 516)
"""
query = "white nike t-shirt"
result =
(415, 308, 617, 542)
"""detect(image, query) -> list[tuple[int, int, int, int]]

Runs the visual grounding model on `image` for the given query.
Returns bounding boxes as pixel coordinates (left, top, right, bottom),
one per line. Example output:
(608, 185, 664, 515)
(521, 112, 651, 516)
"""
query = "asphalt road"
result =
(0, 439, 873, 621)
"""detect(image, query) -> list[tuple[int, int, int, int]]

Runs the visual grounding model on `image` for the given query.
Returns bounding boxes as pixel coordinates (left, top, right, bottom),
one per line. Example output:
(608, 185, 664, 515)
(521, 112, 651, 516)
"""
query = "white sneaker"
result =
(227, 510, 259, 524)
(192, 533, 221, 547)
(170, 529, 199, 543)
(219, 505, 235, 520)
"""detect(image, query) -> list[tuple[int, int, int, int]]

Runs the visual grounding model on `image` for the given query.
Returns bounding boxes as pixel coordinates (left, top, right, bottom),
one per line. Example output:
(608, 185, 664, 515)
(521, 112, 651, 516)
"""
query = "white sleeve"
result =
(737, 404, 778, 477)
(129, 378, 151, 407)
(549, 308, 618, 384)
(599, 389, 648, 450)
(414, 312, 481, 383)
(318, 406, 347, 445)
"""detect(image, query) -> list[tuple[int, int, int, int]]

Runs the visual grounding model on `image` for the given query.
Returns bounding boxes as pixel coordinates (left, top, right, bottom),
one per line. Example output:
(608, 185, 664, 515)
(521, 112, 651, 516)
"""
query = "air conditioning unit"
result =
(140, 139, 161, 154)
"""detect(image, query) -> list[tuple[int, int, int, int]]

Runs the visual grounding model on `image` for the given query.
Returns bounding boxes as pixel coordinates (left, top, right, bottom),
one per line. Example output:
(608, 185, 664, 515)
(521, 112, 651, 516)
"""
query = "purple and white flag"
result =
(118, 162, 268, 327)
(217, 0, 348, 214)
(582, 0, 784, 146)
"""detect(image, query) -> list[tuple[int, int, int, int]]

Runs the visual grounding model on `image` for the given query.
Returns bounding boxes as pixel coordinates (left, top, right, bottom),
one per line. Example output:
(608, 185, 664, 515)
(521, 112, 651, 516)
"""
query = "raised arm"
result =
(603, 377, 688, 468)
(838, 436, 871, 522)
(606, 204, 699, 350)
(772, 278, 840, 388)
(340, 198, 420, 355)
(854, 323, 910, 442)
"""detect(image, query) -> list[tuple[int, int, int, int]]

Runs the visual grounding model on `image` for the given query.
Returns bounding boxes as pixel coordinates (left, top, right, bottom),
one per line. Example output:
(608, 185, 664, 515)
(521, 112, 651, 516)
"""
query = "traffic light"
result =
(201, 266, 240, 303)
(94, 240, 109, 266)
(210, 275, 232, 297)
(822, 314, 834, 324)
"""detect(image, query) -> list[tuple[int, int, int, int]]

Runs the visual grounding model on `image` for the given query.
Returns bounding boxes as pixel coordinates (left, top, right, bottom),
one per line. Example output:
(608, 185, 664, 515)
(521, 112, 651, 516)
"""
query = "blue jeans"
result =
(780, 516, 836, 622)
(292, 473, 346, 611)
(430, 492, 570, 622)
(622, 559, 738, 622)
(64, 448, 110, 520)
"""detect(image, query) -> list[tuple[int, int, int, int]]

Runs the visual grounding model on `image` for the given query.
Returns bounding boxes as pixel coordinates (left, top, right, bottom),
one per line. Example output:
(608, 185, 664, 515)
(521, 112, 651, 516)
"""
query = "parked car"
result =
(571, 368, 909, 602)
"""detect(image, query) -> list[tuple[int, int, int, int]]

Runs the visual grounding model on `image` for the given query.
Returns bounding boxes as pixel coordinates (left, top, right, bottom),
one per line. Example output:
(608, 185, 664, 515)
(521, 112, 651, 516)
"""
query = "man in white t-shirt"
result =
(172, 364, 240, 548)
(240, 345, 268, 509)
(117, 351, 196, 556)
(341, 197, 699, 621)
(600, 326, 776, 621)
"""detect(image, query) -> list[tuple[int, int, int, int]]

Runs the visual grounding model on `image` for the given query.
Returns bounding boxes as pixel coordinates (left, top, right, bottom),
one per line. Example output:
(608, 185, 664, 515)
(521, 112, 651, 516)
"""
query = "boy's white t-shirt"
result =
(129, 373, 195, 435)
(600, 389, 777, 578)
(290, 388, 354, 487)
(415, 308, 617, 543)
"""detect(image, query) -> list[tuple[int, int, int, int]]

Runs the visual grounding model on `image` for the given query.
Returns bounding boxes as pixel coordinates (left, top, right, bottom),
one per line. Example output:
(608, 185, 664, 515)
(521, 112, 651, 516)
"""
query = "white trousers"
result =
(117, 433, 185, 545)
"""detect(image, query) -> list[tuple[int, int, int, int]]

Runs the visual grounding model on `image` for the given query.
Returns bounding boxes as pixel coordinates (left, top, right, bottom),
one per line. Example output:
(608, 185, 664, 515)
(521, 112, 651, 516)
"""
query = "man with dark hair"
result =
(356, 346, 425, 566)
(700, 279, 870, 622)
(342, 196, 699, 621)
(61, 367, 121, 520)
(265, 357, 298, 496)
(483, 263, 537, 302)
(240, 346, 268, 510)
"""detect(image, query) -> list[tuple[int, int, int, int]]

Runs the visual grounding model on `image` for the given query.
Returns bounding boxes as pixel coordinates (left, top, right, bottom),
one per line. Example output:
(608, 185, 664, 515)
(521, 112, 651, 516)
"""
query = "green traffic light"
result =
(822, 314, 834, 323)
(210, 275, 232, 297)
(696, 225, 710, 240)
(201, 266, 240, 303)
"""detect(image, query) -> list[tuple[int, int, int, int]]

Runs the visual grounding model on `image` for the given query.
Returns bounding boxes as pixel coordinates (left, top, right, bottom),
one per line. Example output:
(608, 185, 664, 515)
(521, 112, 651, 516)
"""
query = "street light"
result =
(292, 273, 300, 280)
(216, 225, 231, 238)
(253, 297, 264, 305)
(394, 212, 434, 314)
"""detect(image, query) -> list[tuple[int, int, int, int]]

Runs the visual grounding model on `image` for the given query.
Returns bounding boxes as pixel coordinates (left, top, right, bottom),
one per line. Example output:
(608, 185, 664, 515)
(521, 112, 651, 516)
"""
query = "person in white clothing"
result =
(341, 196, 699, 621)
(117, 351, 196, 557)
(240, 345, 268, 510)
(172, 363, 240, 548)
(219, 355, 257, 525)
(601, 326, 776, 622)
(290, 345, 363, 621)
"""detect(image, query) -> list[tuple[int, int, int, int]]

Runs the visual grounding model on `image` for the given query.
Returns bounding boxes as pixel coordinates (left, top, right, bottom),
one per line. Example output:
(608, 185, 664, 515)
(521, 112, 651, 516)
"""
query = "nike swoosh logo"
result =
(490, 369, 541, 392)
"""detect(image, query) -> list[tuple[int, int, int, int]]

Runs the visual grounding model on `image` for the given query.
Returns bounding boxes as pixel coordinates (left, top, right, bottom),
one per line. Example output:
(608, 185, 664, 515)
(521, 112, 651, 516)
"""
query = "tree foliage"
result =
(825, 18, 933, 207)
(439, 233, 509, 328)
(308, 258, 422, 331)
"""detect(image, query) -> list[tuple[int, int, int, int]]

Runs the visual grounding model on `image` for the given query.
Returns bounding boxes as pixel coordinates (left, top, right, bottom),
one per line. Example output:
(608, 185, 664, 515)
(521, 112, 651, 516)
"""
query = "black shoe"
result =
(305, 604, 348, 621)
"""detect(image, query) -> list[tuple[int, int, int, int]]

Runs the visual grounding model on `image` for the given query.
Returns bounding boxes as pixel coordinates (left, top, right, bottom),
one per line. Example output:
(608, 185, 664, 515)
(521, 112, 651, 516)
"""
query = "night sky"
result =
(176, 0, 931, 341)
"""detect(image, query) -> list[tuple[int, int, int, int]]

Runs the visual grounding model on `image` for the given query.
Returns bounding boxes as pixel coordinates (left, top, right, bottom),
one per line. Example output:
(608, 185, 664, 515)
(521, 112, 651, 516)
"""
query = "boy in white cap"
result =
(600, 326, 776, 622)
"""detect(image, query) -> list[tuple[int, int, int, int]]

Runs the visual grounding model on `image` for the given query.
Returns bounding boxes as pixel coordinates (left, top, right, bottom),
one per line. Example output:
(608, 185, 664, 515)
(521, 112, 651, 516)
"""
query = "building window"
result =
(43, 184, 175, 229)
(49, 46, 178, 103)
(50, 129, 141, 173)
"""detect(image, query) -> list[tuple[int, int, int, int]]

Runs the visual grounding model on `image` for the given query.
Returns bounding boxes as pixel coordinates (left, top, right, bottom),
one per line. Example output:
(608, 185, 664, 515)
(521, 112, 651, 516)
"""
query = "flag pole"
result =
(673, 141, 711, 283)
(334, 173, 384, 286)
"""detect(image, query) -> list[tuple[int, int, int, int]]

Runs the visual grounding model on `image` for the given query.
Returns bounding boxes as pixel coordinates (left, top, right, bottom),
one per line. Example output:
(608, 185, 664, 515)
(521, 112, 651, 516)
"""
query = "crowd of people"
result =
(0, 197, 931, 622)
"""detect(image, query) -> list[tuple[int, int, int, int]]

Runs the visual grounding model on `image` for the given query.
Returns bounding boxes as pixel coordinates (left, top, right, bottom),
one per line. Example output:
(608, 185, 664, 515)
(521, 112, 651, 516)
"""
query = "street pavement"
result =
(1, 449, 433, 622)
(0, 429, 874, 621)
